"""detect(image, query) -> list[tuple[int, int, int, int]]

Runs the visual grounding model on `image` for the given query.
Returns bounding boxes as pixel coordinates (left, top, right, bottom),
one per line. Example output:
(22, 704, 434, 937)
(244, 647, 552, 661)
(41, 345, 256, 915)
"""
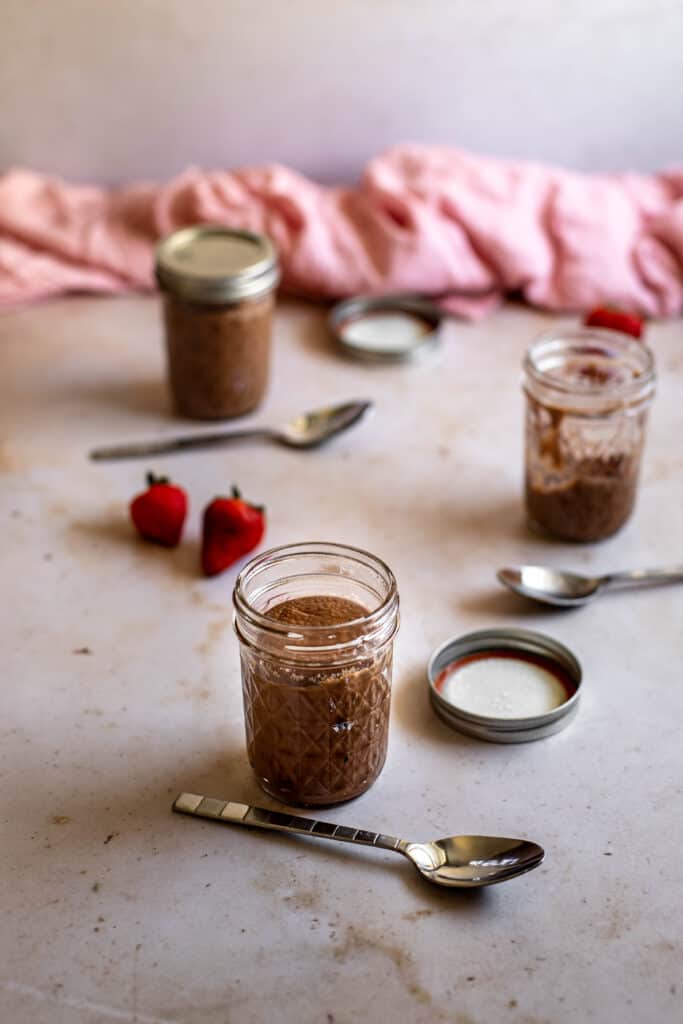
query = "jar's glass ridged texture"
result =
(233, 543, 400, 806)
(523, 328, 655, 542)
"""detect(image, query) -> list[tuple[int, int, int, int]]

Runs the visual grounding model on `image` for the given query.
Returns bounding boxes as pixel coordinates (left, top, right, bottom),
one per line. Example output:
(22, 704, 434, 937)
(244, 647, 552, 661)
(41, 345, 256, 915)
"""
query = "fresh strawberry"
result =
(584, 306, 644, 339)
(130, 472, 187, 548)
(201, 486, 265, 577)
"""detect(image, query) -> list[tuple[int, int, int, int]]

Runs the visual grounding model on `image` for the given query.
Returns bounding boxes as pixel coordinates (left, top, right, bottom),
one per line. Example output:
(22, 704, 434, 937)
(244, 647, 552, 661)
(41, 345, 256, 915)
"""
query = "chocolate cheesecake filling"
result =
(163, 291, 272, 420)
(524, 395, 646, 542)
(240, 594, 392, 806)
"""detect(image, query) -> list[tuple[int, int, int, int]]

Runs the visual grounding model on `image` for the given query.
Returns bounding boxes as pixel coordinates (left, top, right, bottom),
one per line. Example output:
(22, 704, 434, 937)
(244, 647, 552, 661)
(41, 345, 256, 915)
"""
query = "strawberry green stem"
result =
(146, 472, 170, 487)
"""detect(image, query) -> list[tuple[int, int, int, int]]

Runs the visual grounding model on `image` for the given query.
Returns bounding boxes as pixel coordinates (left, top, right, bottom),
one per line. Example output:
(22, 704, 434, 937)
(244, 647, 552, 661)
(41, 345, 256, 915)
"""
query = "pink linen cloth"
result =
(1, 144, 683, 318)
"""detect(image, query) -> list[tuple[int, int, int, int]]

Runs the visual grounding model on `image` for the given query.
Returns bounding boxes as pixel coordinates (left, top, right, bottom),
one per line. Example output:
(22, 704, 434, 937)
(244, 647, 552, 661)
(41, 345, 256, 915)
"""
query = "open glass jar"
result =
(523, 328, 656, 542)
(155, 226, 279, 420)
(233, 542, 400, 806)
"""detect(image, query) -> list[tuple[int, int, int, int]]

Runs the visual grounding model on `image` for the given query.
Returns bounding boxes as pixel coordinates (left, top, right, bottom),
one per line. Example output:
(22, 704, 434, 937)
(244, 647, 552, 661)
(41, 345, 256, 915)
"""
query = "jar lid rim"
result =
(155, 225, 280, 303)
(427, 627, 582, 743)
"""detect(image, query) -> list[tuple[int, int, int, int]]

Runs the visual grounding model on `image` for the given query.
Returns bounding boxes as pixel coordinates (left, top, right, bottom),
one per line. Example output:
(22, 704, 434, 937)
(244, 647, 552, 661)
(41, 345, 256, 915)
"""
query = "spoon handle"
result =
(603, 566, 683, 591)
(90, 428, 271, 461)
(173, 792, 402, 852)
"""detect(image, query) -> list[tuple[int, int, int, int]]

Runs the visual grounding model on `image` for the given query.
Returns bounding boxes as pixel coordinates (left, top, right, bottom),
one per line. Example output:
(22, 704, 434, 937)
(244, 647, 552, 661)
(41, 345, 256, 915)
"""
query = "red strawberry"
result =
(584, 306, 644, 339)
(130, 472, 187, 548)
(201, 486, 265, 577)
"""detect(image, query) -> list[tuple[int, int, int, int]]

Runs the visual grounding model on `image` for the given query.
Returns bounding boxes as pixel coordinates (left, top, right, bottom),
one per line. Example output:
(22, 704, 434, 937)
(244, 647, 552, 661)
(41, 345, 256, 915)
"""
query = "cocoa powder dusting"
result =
(266, 595, 368, 626)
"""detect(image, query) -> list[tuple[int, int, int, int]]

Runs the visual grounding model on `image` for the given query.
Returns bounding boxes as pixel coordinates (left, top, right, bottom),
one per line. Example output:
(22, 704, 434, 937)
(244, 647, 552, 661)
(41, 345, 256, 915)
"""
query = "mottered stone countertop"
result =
(1, 296, 681, 1024)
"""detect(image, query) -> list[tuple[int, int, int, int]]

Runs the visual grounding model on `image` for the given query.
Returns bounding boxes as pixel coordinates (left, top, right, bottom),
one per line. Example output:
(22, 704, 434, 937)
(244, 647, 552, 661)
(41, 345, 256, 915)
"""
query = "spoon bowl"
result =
(402, 835, 545, 888)
(279, 400, 372, 449)
(173, 793, 545, 889)
(497, 566, 603, 607)
(498, 563, 683, 607)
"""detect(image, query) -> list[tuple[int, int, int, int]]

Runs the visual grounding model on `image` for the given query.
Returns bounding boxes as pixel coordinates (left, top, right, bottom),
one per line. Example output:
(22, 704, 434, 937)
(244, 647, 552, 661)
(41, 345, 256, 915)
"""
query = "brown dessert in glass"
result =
(233, 544, 400, 806)
(156, 226, 279, 420)
(523, 331, 655, 542)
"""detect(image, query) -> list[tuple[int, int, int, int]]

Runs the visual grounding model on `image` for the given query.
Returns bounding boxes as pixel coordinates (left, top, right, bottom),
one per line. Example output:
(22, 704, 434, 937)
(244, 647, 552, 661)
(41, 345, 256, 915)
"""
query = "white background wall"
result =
(2, 0, 682, 184)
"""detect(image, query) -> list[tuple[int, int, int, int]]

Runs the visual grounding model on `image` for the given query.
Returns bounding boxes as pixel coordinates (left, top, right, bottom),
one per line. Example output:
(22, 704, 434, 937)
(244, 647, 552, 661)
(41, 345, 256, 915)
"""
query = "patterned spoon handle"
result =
(172, 792, 402, 851)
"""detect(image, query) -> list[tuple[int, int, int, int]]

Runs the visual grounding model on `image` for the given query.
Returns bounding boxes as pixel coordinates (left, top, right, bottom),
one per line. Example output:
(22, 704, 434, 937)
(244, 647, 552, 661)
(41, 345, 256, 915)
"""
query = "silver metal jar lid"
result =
(427, 628, 582, 744)
(155, 225, 280, 305)
(329, 294, 442, 363)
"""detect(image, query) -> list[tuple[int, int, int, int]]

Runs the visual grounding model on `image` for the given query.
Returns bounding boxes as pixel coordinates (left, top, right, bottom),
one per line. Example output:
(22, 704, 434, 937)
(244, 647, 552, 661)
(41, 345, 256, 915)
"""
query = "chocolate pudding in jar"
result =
(523, 328, 655, 542)
(233, 543, 400, 806)
(156, 226, 279, 419)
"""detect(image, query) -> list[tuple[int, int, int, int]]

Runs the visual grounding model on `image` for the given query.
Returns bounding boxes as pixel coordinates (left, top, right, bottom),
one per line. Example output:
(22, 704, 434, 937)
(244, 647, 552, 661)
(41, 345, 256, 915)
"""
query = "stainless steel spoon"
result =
(498, 563, 683, 608)
(90, 399, 372, 461)
(172, 793, 545, 889)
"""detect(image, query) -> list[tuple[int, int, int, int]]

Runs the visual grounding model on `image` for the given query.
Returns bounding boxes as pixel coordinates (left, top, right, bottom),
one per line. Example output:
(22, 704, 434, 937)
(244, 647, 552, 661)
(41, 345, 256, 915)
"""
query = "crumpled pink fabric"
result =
(2, 144, 683, 319)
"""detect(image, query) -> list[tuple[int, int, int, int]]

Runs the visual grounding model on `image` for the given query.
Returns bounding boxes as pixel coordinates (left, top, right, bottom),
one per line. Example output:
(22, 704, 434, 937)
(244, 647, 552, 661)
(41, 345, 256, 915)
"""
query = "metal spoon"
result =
(172, 793, 545, 889)
(498, 564, 683, 608)
(89, 399, 372, 461)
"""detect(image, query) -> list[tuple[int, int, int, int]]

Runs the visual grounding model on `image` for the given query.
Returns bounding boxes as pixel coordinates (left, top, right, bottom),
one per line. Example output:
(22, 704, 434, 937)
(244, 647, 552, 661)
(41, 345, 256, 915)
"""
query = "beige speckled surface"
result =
(1, 296, 682, 1023)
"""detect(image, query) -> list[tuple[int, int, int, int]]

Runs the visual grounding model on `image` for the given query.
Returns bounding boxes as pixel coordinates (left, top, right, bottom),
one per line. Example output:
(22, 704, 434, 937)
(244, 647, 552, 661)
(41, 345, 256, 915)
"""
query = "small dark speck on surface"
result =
(603, 852, 613, 856)
(327, 1014, 335, 1023)
(402, 908, 434, 922)
(92, 882, 101, 892)
(508, 999, 518, 1008)
(104, 832, 118, 845)
(466, 976, 476, 982)
(73, 646, 93, 655)
(52, 815, 70, 825)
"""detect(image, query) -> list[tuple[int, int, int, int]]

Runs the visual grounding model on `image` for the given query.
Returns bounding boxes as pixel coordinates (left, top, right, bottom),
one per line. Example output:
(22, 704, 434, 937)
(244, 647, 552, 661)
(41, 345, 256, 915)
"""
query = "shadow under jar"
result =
(156, 225, 279, 420)
(233, 542, 400, 806)
(523, 328, 656, 542)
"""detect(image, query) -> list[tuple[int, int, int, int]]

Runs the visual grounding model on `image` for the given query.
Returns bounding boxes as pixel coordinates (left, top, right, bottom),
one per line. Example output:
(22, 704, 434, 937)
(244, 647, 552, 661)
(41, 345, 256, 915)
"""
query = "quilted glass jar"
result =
(233, 542, 399, 806)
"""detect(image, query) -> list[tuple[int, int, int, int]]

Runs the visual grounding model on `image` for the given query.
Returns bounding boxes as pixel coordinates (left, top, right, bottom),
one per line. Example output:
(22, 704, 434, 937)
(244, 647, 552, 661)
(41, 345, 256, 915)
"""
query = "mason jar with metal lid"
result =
(155, 225, 280, 419)
(523, 327, 656, 541)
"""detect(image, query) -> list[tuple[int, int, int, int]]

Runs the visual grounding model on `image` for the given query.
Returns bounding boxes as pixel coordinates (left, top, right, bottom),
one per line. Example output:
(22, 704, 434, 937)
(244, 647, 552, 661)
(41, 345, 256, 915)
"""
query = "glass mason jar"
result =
(233, 542, 400, 806)
(523, 328, 656, 542)
(155, 226, 279, 420)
